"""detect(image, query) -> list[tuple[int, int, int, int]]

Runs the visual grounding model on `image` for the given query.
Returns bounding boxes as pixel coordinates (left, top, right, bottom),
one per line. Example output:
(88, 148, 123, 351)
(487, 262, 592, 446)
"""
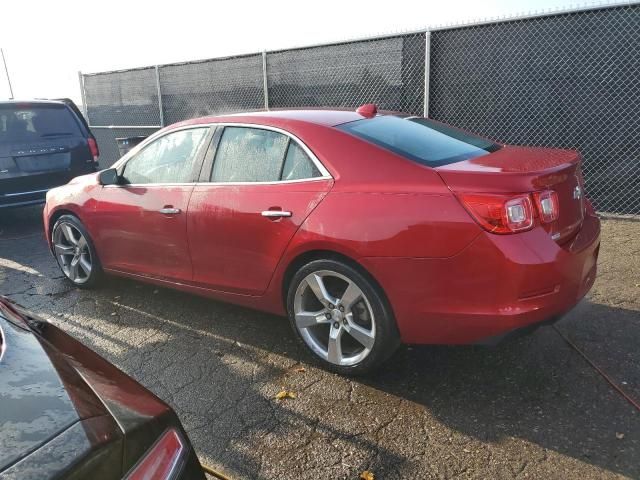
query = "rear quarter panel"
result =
(257, 123, 483, 314)
(260, 184, 482, 316)
(271, 121, 482, 259)
(284, 191, 481, 259)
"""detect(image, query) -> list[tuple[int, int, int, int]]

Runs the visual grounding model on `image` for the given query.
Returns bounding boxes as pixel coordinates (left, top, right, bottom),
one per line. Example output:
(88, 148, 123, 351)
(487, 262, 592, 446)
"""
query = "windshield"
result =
(338, 116, 501, 167)
(0, 104, 82, 144)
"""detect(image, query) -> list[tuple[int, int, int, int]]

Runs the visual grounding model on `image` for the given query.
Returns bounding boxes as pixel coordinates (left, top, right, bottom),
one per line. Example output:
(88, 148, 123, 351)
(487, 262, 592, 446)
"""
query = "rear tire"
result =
(51, 215, 103, 288)
(286, 258, 400, 375)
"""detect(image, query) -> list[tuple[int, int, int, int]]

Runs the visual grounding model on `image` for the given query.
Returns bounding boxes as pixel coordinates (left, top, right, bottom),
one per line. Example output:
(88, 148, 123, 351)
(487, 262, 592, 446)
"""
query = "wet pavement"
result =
(1, 206, 638, 479)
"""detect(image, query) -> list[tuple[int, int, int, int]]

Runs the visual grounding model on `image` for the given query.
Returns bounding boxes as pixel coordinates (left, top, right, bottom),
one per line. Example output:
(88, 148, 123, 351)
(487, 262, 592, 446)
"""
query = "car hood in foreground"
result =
(0, 306, 110, 471)
(0, 298, 194, 479)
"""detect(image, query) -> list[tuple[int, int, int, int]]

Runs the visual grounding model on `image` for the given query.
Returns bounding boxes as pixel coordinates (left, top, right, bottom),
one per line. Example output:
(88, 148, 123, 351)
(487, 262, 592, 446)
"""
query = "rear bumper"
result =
(1, 164, 96, 209)
(362, 213, 601, 344)
(474, 314, 563, 346)
(0, 189, 48, 208)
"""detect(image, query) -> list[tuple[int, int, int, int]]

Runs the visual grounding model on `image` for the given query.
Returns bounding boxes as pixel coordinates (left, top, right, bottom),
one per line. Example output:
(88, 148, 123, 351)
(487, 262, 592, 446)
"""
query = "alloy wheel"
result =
(52, 222, 92, 284)
(293, 270, 376, 366)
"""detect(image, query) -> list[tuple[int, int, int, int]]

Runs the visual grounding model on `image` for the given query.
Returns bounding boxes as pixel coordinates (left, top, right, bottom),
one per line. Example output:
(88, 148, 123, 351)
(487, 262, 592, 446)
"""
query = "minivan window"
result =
(338, 116, 501, 167)
(122, 128, 207, 184)
(211, 127, 289, 183)
(0, 104, 83, 144)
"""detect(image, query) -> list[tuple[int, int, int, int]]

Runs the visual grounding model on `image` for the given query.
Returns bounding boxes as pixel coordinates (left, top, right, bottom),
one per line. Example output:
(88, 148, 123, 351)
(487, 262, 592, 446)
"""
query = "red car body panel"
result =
(188, 179, 332, 295)
(437, 146, 587, 243)
(90, 185, 195, 282)
(361, 213, 599, 343)
(44, 109, 601, 345)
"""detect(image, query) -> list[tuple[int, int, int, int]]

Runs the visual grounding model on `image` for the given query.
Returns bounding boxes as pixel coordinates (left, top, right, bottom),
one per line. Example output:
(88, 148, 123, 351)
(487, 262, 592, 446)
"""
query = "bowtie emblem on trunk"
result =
(573, 185, 582, 200)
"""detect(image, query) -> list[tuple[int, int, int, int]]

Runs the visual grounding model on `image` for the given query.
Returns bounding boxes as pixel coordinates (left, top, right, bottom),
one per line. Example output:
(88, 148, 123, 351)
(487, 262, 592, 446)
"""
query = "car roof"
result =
(176, 108, 387, 129)
(0, 99, 67, 106)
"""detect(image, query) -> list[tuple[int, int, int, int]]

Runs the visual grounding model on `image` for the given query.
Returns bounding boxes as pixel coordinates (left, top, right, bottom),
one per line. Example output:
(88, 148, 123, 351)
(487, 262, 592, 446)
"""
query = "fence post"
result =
(262, 51, 269, 110)
(78, 71, 88, 120)
(155, 65, 165, 127)
(423, 31, 431, 118)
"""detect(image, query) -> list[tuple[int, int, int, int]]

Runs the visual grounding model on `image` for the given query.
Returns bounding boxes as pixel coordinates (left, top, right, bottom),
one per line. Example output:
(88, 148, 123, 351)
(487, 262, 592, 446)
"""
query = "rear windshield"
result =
(338, 116, 501, 167)
(0, 104, 82, 144)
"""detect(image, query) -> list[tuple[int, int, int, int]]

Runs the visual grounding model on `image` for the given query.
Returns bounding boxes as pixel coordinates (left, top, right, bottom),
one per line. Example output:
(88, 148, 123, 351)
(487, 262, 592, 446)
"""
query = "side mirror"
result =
(98, 168, 121, 186)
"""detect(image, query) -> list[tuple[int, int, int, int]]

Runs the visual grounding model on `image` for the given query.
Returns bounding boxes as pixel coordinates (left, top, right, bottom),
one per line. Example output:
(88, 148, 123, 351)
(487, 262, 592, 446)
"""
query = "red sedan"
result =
(44, 105, 600, 374)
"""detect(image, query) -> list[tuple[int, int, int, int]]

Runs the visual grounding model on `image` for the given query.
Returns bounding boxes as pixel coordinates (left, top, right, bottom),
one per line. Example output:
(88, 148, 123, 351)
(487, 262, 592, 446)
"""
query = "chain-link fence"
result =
(430, 4, 640, 215)
(81, 1, 639, 215)
(159, 54, 266, 125)
(266, 34, 425, 114)
(83, 67, 161, 127)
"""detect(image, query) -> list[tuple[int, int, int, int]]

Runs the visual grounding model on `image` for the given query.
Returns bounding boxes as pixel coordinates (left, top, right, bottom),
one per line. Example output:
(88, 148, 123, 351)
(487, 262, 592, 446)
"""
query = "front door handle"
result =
(261, 210, 292, 218)
(159, 207, 181, 215)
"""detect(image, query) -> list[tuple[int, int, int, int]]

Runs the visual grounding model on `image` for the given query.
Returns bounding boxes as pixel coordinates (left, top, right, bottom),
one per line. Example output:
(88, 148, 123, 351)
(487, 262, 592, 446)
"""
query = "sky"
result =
(0, 0, 611, 104)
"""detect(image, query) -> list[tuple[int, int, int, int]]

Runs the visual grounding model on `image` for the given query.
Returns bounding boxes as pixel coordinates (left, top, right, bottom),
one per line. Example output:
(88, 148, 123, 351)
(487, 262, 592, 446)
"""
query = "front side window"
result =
(338, 116, 501, 167)
(211, 126, 323, 183)
(122, 128, 207, 184)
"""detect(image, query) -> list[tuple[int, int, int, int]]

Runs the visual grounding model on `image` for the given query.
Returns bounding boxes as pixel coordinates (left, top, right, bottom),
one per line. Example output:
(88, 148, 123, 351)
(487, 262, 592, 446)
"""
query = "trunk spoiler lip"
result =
(435, 145, 581, 176)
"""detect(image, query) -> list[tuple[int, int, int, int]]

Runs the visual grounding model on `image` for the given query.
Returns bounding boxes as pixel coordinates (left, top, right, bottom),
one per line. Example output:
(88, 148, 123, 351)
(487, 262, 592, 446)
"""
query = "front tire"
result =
(51, 215, 103, 288)
(287, 259, 400, 375)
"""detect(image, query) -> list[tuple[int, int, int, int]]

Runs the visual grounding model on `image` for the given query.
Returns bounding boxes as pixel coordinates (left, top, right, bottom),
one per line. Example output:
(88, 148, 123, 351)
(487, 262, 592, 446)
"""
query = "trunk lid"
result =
(436, 146, 586, 243)
(0, 304, 109, 471)
(0, 298, 175, 475)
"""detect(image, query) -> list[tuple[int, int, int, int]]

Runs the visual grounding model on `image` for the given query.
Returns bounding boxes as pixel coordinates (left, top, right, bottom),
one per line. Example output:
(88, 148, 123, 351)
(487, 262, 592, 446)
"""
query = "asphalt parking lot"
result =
(1, 206, 638, 480)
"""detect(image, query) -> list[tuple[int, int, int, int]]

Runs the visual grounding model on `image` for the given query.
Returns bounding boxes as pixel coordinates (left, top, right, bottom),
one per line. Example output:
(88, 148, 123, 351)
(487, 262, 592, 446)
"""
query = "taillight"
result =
(125, 429, 185, 480)
(459, 193, 534, 234)
(584, 196, 596, 215)
(533, 190, 559, 223)
(87, 137, 99, 163)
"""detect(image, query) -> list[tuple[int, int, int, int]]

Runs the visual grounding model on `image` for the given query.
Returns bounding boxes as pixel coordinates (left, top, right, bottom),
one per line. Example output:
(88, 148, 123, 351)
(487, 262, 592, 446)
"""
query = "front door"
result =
(187, 125, 332, 295)
(92, 127, 210, 282)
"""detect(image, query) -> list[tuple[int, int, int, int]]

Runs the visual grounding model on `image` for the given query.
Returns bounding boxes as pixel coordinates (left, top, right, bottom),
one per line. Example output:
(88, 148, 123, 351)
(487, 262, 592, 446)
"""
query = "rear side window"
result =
(211, 126, 322, 183)
(281, 143, 321, 181)
(0, 104, 82, 144)
(338, 116, 501, 167)
(212, 127, 287, 182)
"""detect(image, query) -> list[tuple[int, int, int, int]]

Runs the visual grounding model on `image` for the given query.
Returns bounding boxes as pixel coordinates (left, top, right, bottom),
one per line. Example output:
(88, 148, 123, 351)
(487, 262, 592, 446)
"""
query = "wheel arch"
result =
(47, 208, 95, 259)
(280, 249, 395, 321)
(48, 209, 80, 241)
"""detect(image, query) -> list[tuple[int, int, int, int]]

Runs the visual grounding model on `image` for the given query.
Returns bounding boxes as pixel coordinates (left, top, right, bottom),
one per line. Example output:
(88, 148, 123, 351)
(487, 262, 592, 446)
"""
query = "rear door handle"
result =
(261, 210, 292, 218)
(158, 207, 181, 215)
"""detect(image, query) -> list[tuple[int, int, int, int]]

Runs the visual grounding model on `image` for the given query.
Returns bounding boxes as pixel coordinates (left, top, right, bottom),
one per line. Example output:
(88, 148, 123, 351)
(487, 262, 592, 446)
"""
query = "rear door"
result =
(0, 103, 95, 204)
(92, 127, 211, 282)
(188, 125, 332, 295)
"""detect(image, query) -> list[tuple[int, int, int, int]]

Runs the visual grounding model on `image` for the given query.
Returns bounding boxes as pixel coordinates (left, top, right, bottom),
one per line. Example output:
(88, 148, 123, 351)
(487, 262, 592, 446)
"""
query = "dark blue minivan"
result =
(0, 99, 99, 208)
